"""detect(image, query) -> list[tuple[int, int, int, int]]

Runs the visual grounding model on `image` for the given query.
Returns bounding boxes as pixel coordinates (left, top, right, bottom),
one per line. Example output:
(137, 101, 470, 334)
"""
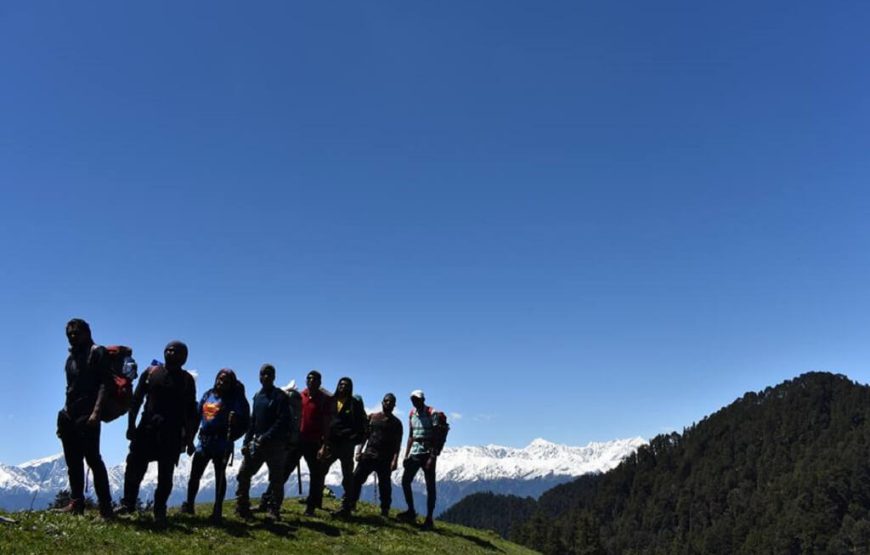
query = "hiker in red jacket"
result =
(55, 318, 114, 519)
(300, 370, 333, 516)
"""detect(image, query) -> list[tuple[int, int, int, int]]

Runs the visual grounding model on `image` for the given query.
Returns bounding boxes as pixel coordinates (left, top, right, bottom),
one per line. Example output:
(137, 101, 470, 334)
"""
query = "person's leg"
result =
(81, 424, 112, 516)
(235, 449, 265, 516)
(264, 443, 288, 518)
(338, 458, 373, 513)
(375, 461, 393, 515)
(59, 424, 85, 511)
(421, 457, 437, 529)
(121, 446, 148, 511)
(185, 451, 209, 511)
(337, 442, 355, 505)
(305, 442, 330, 514)
(153, 455, 176, 524)
(212, 453, 229, 522)
(399, 456, 423, 519)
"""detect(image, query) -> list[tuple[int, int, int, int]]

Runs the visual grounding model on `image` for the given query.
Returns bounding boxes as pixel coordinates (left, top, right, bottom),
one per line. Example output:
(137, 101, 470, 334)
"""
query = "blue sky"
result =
(2, 1, 870, 466)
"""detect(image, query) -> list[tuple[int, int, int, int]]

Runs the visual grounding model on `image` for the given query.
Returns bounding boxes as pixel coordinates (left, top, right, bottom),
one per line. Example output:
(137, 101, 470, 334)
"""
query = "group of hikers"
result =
(56, 318, 448, 530)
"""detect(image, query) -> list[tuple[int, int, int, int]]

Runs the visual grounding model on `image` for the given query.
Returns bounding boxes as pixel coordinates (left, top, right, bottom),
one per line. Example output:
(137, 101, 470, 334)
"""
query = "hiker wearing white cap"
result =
(396, 389, 447, 531)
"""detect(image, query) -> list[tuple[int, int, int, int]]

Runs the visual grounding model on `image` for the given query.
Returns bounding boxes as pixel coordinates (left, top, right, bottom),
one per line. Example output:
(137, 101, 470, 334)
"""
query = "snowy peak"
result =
(0, 437, 646, 513)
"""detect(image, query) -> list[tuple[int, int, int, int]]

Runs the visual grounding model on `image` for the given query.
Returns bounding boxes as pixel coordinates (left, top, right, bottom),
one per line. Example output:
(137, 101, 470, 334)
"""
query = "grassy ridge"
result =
(0, 496, 537, 554)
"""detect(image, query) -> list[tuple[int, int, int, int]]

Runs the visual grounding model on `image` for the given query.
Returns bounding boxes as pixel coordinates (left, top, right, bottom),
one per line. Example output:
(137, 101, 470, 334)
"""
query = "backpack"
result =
(411, 407, 450, 455)
(430, 409, 450, 455)
(223, 371, 250, 442)
(92, 345, 137, 423)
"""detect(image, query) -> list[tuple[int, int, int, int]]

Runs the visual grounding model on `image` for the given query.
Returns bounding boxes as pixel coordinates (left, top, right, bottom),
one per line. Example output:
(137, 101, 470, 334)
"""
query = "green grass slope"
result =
(0, 496, 538, 555)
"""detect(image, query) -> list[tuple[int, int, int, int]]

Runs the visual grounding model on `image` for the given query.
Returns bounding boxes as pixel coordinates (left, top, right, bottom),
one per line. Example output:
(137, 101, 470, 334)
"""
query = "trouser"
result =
(57, 411, 111, 510)
(122, 453, 176, 513)
(187, 449, 230, 516)
(342, 457, 393, 512)
(235, 440, 287, 511)
(401, 454, 437, 518)
(258, 443, 301, 508)
(299, 439, 321, 506)
(307, 440, 355, 512)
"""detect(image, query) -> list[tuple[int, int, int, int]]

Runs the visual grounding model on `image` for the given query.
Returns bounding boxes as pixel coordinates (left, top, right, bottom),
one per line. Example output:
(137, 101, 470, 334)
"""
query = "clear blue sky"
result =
(2, 1, 870, 466)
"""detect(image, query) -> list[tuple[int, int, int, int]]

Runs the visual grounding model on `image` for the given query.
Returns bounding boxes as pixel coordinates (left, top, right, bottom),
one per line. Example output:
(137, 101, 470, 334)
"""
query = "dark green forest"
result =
(444, 372, 870, 554)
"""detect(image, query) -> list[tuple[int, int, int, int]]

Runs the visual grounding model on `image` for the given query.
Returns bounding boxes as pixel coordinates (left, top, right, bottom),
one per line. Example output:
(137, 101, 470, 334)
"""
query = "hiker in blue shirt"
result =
(235, 364, 291, 520)
(181, 368, 250, 524)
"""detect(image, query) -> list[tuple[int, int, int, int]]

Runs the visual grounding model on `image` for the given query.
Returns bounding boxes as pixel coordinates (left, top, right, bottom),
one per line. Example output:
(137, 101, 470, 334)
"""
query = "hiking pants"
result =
(122, 450, 176, 513)
(258, 443, 302, 509)
(307, 440, 355, 512)
(343, 457, 393, 512)
(188, 449, 230, 516)
(401, 454, 437, 518)
(299, 439, 321, 507)
(57, 411, 111, 510)
(235, 440, 287, 511)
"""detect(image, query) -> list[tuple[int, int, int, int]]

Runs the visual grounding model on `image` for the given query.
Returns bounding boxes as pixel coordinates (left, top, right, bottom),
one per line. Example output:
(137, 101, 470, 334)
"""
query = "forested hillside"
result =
(448, 372, 870, 554)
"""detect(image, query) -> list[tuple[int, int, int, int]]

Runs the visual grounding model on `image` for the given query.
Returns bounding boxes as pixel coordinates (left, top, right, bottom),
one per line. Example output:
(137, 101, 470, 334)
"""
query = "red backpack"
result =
(91, 345, 138, 422)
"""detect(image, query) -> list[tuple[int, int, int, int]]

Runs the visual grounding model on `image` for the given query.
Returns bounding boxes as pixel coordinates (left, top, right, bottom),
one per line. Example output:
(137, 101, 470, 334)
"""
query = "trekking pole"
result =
(227, 411, 236, 467)
(373, 473, 378, 502)
(297, 462, 302, 495)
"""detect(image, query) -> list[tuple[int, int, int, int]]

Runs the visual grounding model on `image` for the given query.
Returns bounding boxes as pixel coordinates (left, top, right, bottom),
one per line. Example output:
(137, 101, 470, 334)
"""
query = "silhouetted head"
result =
(164, 341, 188, 368)
(65, 318, 92, 349)
(336, 377, 353, 399)
(306, 370, 322, 392)
(382, 393, 396, 415)
(410, 389, 425, 411)
(260, 363, 276, 388)
(215, 368, 236, 395)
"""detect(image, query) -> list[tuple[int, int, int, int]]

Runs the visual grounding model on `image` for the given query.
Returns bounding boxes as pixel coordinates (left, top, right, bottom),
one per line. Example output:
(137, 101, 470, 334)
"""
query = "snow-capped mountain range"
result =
(0, 437, 645, 515)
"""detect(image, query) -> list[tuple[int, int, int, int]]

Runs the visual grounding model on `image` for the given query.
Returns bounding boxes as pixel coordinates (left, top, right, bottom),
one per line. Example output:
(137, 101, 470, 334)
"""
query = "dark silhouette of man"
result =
(55, 318, 113, 519)
(118, 340, 197, 527)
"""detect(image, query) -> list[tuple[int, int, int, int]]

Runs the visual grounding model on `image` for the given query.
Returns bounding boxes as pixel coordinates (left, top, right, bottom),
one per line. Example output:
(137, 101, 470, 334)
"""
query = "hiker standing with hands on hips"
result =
(397, 389, 449, 531)
(117, 341, 197, 528)
(55, 318, 114, 519)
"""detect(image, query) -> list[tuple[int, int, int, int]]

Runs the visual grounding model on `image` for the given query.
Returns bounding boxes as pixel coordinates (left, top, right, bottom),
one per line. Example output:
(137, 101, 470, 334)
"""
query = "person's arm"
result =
(391, 419, 403, 471)
(184, 375, 198, 455)
(403, 415, 413, 460)
(356, 414, 372, 461)
(127, 367, 149, 440)
(87, 346, 109, 426)
(243, 394, 257, 446)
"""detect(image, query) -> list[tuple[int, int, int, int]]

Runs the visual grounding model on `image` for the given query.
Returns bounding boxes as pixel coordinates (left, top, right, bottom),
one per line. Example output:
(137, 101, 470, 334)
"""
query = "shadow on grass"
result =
(295, 517, 343, 537)
(433, 528, 505, 552)
(111, 512, 299, 539)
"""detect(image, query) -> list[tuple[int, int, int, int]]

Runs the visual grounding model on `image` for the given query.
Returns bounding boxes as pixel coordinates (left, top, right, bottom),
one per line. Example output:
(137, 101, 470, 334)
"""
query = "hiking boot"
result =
(97, 503, 115, 521)
(265, 506, 281, 521)
(303, 507, 316, 517)
(153, 508, 168, 530)
(331, 508, 351, 519)
(421, 517, 435, 531)
(114, 503, 135, 517)
(395, 510, 417, 523)
(52, 499, 84, 515)
(209, 511, 223, 526)
(180, 501, 195, 515)
(235, 505, 254, 520)
(380, 507, 390, 518)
